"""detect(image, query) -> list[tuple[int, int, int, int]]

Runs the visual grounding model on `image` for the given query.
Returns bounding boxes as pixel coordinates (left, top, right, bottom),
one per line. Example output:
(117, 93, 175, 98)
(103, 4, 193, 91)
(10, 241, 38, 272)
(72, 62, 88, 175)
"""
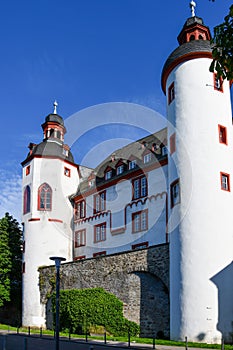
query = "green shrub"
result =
(51, 287, 139, 337)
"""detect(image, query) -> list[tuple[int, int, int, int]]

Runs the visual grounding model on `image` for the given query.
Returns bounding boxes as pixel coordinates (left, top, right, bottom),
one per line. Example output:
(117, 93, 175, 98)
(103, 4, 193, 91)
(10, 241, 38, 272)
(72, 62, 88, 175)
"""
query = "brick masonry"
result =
(39, 243, 169, 338)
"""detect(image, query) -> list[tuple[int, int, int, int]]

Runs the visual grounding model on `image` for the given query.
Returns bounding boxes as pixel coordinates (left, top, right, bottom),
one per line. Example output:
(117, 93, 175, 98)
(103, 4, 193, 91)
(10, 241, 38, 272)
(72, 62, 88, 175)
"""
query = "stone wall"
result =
(39, 243, 169, 338)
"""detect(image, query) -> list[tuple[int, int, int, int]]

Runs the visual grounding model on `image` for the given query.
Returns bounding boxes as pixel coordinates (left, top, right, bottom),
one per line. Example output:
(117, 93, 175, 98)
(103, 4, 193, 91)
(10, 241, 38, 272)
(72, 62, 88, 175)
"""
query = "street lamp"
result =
(49, 256, 66, 350)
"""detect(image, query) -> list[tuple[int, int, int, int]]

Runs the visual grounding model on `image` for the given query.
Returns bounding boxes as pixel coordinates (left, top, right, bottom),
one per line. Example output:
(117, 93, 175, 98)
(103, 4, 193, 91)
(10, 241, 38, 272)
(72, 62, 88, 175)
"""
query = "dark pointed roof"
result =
(161, 16, 213, 93)
(45, 113, 64, 126)
(21, 140, 75, 166)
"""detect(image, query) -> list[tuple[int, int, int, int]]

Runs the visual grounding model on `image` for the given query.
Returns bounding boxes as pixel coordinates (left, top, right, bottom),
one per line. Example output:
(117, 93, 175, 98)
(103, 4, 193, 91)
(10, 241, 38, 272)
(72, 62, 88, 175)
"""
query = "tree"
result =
(0, 213, 22, 308)
(210, 4, 233, 81)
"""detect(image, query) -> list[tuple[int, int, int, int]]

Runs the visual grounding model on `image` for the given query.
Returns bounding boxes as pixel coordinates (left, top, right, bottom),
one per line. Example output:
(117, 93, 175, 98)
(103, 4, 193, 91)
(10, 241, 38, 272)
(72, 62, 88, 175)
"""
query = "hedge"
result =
(51, 287, 139, 336)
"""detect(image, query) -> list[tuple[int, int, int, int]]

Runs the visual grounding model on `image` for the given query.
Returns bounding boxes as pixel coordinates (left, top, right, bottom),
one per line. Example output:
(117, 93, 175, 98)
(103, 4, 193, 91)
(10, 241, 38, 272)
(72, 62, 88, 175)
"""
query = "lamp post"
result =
(49, 256, 66, 350)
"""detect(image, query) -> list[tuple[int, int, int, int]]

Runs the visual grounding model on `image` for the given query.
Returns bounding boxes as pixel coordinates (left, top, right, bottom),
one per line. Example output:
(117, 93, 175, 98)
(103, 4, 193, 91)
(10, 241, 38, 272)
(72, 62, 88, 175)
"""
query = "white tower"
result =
(162, 8, 233, 343)
(21, 103, 79, 327)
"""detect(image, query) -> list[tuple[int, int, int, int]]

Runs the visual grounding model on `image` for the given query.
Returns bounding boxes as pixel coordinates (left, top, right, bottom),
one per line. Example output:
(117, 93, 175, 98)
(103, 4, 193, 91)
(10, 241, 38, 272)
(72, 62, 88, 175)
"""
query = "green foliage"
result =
(210, 5, 233, 80)
(51, 288, 139, 336)
(0, 213, 22, 307)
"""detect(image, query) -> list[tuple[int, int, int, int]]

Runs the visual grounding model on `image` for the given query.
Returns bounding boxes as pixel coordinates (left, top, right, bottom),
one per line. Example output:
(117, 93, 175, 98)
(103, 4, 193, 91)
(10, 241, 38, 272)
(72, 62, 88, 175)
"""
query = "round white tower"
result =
(162, 9, 233, 344)
(21, 103, 79, 327)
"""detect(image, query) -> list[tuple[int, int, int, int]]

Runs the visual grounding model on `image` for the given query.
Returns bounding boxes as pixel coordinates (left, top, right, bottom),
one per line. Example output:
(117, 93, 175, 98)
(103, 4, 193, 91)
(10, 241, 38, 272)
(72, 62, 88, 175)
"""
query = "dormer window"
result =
(105, 170, 112, 180)
(129, 160, 136, 170)
(144, 153, 151, 164)
(116, 164, 124, 175)
(89, 179, 95, 187)
(161, 146, 168, 156)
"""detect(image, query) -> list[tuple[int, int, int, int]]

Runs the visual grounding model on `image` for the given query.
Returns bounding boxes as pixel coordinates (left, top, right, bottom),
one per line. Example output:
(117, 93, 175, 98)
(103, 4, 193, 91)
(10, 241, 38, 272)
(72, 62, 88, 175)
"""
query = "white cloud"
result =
(0, 169, 22, 223)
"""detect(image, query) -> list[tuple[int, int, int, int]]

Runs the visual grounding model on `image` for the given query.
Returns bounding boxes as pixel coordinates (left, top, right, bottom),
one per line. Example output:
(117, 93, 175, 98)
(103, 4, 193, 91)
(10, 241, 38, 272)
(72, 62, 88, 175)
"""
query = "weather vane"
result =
(53, 100, 58, 114)
(190, 1, 196, 17)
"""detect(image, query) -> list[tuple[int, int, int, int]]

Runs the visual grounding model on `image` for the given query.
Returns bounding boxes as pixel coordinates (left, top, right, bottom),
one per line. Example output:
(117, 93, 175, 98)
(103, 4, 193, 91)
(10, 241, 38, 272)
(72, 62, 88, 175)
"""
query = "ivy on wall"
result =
(51, 287, 139, 336)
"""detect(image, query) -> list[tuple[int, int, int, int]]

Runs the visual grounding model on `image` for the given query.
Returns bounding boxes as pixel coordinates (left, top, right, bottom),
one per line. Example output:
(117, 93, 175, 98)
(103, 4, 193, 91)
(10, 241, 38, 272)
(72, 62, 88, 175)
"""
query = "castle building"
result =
(21, 4, 233, 343)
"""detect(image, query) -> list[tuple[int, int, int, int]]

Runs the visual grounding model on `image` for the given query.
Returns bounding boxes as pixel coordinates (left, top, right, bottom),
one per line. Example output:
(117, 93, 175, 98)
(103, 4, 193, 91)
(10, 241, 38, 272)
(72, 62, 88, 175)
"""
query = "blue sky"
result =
(0, 0, 232, 221)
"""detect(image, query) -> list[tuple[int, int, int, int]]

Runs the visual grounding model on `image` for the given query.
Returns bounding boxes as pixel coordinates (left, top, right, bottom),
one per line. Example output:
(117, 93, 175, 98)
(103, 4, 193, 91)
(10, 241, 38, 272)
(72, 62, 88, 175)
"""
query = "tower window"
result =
(23, 186, 31, 214)
(218, 125, 227, 145)
(49, 128, 55, 137)
(220, 172, 230, 191)
(132, 210, 148, 233)
(213, 73, 223, 92)
(171, 179, 180, 208)
(64, 167, 71, 177)
(168, 82, 175, 104)
(190, 34, 195, 41)
(38, 183, 52, 210)
(26, 165, 30, 176)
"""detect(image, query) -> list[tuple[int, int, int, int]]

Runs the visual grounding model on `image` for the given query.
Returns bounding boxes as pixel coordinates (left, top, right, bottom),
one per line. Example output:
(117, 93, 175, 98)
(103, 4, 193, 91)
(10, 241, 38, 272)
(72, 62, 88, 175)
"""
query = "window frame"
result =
(26, 165, 30, 176)
(75, 200, 86, 220)
(129, 159, 137, 170)
(218, 124, 228, 145)
(171, 179, 180, 208)
(38, 183, 52, 211)
(64, 167, 71, 177)
(74, 229, 86, 248)
(220, 172, 230, 192)
(94, 222, 106, 243)
(132, 241, 149, 250)
(93, 251, 106, 258)
(94, 191, 106, 214)
(132, 176, 148, 200)
(143, 152, 152, 164)
(168, 82, 175, 104)
(105, 169, 112, 180)
(116, 164, 124, 175)
(23, 185, 31, 214)
(213, 73, 223, 92)
(132, 209, 148, 233)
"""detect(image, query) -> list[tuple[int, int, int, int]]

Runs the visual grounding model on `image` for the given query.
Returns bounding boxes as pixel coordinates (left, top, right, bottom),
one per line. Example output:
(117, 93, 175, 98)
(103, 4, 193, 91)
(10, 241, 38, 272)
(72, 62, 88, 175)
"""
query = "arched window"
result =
(38, 183, 52, 211)
(23, 186, 31, 214)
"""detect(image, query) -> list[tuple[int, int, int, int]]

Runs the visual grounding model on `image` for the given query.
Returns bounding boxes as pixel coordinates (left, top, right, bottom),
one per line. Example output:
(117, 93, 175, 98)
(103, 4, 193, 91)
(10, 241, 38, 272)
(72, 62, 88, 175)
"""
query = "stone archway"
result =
(124, 271, 169, 338)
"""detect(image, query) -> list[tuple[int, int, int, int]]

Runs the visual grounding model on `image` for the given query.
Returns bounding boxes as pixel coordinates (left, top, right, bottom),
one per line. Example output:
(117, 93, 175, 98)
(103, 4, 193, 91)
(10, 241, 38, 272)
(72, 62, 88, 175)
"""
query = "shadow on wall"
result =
(211, 261, 233, 343)
(134, 271, 169, 339)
